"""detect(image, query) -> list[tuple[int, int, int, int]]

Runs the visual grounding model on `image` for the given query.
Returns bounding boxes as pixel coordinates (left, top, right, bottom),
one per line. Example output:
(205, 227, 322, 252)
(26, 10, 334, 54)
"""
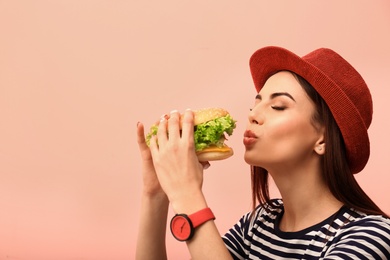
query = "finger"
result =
(181, 109, 195, 143)
(156, 116, 168, 146)
(137, 122, 155, 162)
(136, 122, 148, 149)
(150, 114, 170, 128)
(167, 110, 181, 141)
(149, 134, 159, 156)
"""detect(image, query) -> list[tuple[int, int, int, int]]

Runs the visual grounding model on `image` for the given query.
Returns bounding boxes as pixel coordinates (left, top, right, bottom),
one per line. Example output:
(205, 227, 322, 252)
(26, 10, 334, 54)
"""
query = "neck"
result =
(270, 166, 343, 232)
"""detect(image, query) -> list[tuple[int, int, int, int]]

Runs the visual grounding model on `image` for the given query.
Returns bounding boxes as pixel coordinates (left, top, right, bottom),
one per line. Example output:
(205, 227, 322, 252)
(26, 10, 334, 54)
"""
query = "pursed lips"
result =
(243, 130, 258, 146)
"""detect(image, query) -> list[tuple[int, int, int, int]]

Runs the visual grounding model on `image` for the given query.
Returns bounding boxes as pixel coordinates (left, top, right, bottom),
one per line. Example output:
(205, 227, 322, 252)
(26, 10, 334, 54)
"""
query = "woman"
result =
(135, 46, 390, 259)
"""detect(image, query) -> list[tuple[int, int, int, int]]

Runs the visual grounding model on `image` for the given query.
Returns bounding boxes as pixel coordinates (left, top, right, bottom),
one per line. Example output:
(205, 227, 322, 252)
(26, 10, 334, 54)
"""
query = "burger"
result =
(145, 107, 236, 161)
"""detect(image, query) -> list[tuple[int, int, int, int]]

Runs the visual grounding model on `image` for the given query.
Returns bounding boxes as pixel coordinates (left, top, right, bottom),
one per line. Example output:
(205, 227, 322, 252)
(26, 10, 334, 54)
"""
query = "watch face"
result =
(170, 214, 194, 241)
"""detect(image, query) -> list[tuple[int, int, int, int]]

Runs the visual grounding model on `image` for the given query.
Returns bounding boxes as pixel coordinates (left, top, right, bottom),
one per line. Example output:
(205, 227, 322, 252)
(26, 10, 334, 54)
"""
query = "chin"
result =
(244, 151, 272, 170)
(244, 152, 260, 167)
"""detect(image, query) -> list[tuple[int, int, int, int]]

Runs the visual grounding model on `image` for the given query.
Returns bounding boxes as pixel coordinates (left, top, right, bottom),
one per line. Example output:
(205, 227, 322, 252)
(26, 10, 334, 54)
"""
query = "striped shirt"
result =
(222, 199, 390, 259)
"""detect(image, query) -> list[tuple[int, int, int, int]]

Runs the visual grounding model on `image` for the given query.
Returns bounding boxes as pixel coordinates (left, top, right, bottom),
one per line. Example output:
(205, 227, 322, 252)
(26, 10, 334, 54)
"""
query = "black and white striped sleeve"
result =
(323, 216, 390, 259)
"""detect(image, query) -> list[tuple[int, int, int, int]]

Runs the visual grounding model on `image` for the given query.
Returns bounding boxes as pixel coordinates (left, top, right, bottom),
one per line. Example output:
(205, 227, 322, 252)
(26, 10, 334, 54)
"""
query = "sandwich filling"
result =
(193, 115, 236, 151)
(146, 115, 236, 152)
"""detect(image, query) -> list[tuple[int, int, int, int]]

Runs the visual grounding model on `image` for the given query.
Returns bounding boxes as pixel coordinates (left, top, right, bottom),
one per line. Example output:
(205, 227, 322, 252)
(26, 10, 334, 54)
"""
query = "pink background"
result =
(0, 1, 389, 259)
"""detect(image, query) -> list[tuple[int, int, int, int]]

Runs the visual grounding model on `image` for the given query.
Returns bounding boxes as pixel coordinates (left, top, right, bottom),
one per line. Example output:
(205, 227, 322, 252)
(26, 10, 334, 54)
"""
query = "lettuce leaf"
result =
(193, 115, 236, 151)
(145, 115, 236, 151)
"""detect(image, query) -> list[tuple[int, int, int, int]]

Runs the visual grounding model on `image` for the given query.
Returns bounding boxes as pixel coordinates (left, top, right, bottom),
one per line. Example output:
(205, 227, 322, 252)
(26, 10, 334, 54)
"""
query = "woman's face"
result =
(244, 71, 324, 171)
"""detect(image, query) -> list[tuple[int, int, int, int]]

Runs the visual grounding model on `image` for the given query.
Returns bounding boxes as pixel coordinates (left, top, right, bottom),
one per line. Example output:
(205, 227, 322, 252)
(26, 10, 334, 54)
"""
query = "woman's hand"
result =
(137, 121, 167, 198)
(136, 120, 170, 260)
(149, 109, 208, 213)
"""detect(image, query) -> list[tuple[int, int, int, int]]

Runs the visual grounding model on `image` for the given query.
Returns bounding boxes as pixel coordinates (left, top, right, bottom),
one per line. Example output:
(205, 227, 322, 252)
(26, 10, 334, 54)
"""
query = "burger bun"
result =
(196, 146, 234, 162)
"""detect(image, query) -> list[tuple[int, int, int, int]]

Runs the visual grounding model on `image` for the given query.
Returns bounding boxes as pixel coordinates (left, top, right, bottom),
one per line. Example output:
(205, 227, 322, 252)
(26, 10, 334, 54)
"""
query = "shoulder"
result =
(340, 207, 390, 231)
(335, 207, 390, 240)
(222, 199, 284, 252)
(327, 207, 390, 258)
(251, 199, 283, 219)
(229, 199, 284, 230)
(241, 199, 284, 230)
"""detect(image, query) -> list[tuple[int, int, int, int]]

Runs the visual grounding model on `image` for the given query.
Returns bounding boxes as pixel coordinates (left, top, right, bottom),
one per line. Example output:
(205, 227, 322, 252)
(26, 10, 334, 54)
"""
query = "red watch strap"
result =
(188, 207, 215, 228)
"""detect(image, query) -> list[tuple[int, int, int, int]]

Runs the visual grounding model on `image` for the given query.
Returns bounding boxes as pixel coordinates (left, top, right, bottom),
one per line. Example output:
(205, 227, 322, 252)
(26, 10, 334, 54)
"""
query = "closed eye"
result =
(271, 106, 286, 111)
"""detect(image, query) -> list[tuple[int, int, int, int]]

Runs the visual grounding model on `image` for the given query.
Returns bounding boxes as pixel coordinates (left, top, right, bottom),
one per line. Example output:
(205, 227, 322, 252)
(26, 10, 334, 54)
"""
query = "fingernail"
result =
(160, 114, 168, 119)
(170, 109, 179, 114)
(203, 162, 210, 170)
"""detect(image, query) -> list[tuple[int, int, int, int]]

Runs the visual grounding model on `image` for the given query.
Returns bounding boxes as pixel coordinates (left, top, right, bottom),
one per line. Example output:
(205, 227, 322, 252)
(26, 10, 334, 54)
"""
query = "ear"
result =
(313, 126, 325, 155)
(314, 127, 325, 155)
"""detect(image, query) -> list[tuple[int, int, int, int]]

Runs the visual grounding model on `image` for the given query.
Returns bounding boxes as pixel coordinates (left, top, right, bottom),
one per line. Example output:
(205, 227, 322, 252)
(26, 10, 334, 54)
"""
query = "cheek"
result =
(267, 118, 301, 140)
(265, 117, 316, 154)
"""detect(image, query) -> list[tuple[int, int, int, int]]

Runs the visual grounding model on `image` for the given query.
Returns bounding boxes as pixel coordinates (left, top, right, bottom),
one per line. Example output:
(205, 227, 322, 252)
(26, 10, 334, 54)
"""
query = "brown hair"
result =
(251, 72, 388, 217)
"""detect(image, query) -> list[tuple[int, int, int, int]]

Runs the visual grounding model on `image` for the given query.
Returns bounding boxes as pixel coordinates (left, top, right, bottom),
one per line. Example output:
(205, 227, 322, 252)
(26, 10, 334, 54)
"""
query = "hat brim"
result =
(249, 46, 369, 174)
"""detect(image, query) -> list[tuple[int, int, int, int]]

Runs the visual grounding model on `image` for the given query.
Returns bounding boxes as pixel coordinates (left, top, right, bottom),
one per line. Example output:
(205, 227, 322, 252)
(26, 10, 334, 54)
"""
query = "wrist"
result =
(142, 190, 169, 204)
(170, 190, 207, 214)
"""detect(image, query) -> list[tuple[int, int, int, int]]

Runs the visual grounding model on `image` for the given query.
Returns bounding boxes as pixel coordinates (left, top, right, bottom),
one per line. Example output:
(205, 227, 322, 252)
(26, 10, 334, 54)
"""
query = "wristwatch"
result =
(170, 207, 215, 241)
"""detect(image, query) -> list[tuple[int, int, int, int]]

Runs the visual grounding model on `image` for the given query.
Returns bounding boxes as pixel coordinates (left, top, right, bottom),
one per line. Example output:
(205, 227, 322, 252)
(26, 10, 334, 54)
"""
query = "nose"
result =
(248, 105, 263, 125)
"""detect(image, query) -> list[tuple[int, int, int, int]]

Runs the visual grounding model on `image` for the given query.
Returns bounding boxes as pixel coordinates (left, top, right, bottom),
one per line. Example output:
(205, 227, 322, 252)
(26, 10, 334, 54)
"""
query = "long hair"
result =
(251, 72, 388, 217)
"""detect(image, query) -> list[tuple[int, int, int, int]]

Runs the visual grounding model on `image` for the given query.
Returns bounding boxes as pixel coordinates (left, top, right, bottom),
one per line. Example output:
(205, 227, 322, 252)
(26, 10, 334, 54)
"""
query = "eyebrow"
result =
(255, 92, 296, 102)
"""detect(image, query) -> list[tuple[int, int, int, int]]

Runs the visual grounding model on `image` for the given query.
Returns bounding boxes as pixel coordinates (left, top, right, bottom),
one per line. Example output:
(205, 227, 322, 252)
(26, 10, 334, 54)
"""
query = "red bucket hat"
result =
(249, 46, 372, 174)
